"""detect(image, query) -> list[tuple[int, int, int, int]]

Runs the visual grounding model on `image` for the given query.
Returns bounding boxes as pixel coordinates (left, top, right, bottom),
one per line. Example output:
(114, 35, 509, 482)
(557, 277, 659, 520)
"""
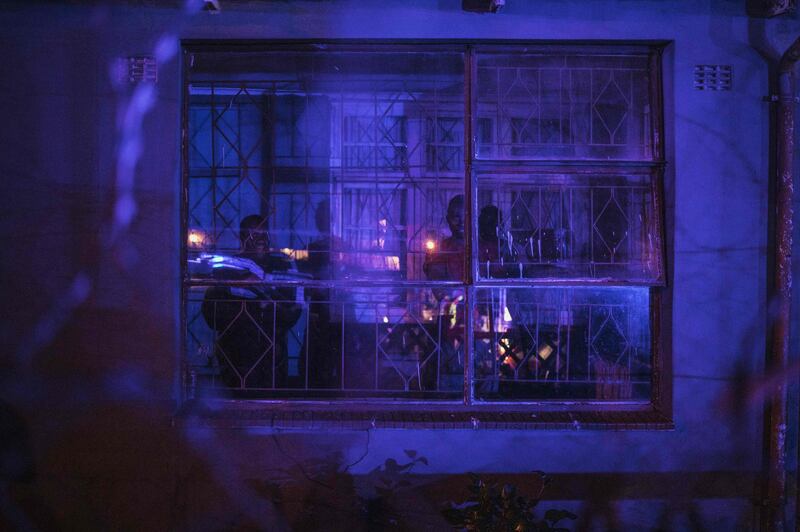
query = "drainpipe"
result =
(766, 35, 800, 532)
(783, 37, 800, 532)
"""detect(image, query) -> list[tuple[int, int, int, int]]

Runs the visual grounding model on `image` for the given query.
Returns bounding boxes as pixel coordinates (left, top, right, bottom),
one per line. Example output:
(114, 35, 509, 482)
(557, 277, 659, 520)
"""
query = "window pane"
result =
(186, 285, 464, 399)
(476, 51, 654, 161)
(472, 287, 651, 401)
(183, 45, 664, 406)
(186, 50, 465, 283)
(474, 170, 663, 282)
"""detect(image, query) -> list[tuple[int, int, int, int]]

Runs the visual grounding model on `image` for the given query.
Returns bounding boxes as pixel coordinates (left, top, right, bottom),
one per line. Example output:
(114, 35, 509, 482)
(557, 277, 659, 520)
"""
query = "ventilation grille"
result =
(693, 65, 732, 91)
(127, 56, 157, 84)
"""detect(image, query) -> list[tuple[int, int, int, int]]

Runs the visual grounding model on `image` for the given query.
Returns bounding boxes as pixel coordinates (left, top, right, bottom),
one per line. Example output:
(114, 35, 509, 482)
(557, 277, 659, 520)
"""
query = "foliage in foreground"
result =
(442, 472, 576, 531)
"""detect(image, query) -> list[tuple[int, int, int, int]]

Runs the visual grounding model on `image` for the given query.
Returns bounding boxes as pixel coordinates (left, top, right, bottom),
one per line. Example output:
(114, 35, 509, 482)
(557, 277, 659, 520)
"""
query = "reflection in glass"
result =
(476, 171, 662, 282)
(187, 286, 465, 399)
(472, 287, 651, 401)
(183, 45, 662, 403)
(186, 50, 465, 284)
(476, 52, 654, 161)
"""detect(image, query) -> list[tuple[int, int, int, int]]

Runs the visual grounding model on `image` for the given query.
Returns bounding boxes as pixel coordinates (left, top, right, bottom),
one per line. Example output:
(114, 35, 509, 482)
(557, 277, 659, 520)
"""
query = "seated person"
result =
(477, 205, 516, 279)
(202, 214, 302, 391)
(299, 200, 361, 390)
(422, 195, 466, 391)
(423, 194, 465, 282)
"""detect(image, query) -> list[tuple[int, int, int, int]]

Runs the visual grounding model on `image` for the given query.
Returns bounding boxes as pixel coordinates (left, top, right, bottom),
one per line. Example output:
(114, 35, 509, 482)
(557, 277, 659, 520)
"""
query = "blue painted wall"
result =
(1, 1, 798, 529)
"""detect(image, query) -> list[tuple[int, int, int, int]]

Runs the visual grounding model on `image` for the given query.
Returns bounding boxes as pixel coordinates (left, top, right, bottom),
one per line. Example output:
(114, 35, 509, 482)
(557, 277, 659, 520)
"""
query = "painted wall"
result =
(1, 1, 798, 529)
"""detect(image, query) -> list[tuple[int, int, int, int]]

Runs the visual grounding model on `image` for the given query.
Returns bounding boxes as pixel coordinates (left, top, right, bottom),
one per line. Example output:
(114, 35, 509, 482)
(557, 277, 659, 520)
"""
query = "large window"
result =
(182, 44, 665, 408)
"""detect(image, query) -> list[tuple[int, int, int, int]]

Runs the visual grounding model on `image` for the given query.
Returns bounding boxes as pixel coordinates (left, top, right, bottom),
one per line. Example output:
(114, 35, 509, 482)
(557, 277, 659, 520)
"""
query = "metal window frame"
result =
(178, 40, 672, 429)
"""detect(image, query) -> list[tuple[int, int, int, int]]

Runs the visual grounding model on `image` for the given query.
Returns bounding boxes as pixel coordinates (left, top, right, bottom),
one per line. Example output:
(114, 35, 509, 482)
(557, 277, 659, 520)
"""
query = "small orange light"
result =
(538, 344, 553, 361)
(425, 239, 436, 251)
(188, 230, 204, 247)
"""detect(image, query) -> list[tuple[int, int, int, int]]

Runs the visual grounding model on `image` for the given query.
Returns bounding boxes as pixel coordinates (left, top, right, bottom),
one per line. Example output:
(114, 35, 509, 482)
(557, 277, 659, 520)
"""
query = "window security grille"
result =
(182, 44, 665, 404)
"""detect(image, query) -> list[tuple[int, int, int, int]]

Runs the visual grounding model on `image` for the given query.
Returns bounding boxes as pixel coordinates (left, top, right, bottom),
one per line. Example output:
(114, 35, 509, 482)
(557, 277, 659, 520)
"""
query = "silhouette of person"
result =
(299, 200, 356, 390)
(421, 195, 466, 391)
(423, 194, 465, 282)
(202, 214, 302, 391)
(478, 204, 516, 278)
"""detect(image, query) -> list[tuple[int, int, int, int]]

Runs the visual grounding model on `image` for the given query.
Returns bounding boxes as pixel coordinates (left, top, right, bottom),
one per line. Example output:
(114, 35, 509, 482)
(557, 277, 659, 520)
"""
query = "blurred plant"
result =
(442, 472, 576, 532)
(256, 447, 429, 530)
(361, 449, 429, 528)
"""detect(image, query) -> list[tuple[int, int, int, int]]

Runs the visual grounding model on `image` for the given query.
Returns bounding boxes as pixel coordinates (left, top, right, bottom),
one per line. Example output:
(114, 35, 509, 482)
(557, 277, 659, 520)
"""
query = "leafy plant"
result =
(361, 449, 429, 528)
(442, 472, 576, 531)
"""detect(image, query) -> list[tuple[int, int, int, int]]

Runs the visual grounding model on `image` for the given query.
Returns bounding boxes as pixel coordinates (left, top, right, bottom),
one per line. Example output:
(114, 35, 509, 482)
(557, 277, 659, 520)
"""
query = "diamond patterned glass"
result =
(472, 287, 651, 401)
(187, 285, 465, 398)
(474, 169, 663, 282)
(476, 52, 654, 161)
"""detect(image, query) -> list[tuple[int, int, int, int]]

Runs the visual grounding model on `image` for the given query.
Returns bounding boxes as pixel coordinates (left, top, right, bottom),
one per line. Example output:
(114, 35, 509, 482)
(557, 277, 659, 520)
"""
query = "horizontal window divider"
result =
(186, 279, 665, 288)
(184, 398, 654, 410)
(185, 279, 468, 288)
(472, 279, 665, 287)
(471, 159, 667, 169)
(183, 40, 667, 53)
(184, 40, 470, 53)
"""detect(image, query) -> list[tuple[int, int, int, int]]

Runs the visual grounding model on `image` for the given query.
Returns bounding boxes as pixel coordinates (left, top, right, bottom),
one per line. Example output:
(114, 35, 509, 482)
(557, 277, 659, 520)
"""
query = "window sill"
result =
(176, 399, 674, 430)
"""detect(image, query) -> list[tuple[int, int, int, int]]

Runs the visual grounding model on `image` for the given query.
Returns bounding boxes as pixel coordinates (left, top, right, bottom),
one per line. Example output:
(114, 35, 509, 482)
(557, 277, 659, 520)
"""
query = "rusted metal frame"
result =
(765, 35, 800, 532)
(191, 396, 663, 413)
(469, 44, 668, 409)
(464, 46, 476, 406)
(179, 48, 192, 404)
(180, 42, 671, 423)
(780, 38, 800, 532)
(647, 46, 672, 420)
(181, 40, 663, 55)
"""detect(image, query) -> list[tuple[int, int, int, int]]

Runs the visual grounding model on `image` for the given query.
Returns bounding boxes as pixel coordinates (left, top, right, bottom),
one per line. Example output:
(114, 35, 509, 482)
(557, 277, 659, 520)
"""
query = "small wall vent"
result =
(693, 65, 732, 91)
(127, 56, 157, 84)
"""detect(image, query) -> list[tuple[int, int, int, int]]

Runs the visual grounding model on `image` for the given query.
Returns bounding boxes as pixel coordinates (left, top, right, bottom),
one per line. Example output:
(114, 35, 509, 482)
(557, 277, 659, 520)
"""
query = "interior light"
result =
(538, 344, 553, 361)
(425, 239, 436, 251)
(188, 230, 205, 247)
(280, 248, 309, 261)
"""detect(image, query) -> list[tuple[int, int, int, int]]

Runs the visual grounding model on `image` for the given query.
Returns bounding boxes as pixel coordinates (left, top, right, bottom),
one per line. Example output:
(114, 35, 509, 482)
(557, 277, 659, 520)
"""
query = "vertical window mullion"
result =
(464, 46, 477, 405)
